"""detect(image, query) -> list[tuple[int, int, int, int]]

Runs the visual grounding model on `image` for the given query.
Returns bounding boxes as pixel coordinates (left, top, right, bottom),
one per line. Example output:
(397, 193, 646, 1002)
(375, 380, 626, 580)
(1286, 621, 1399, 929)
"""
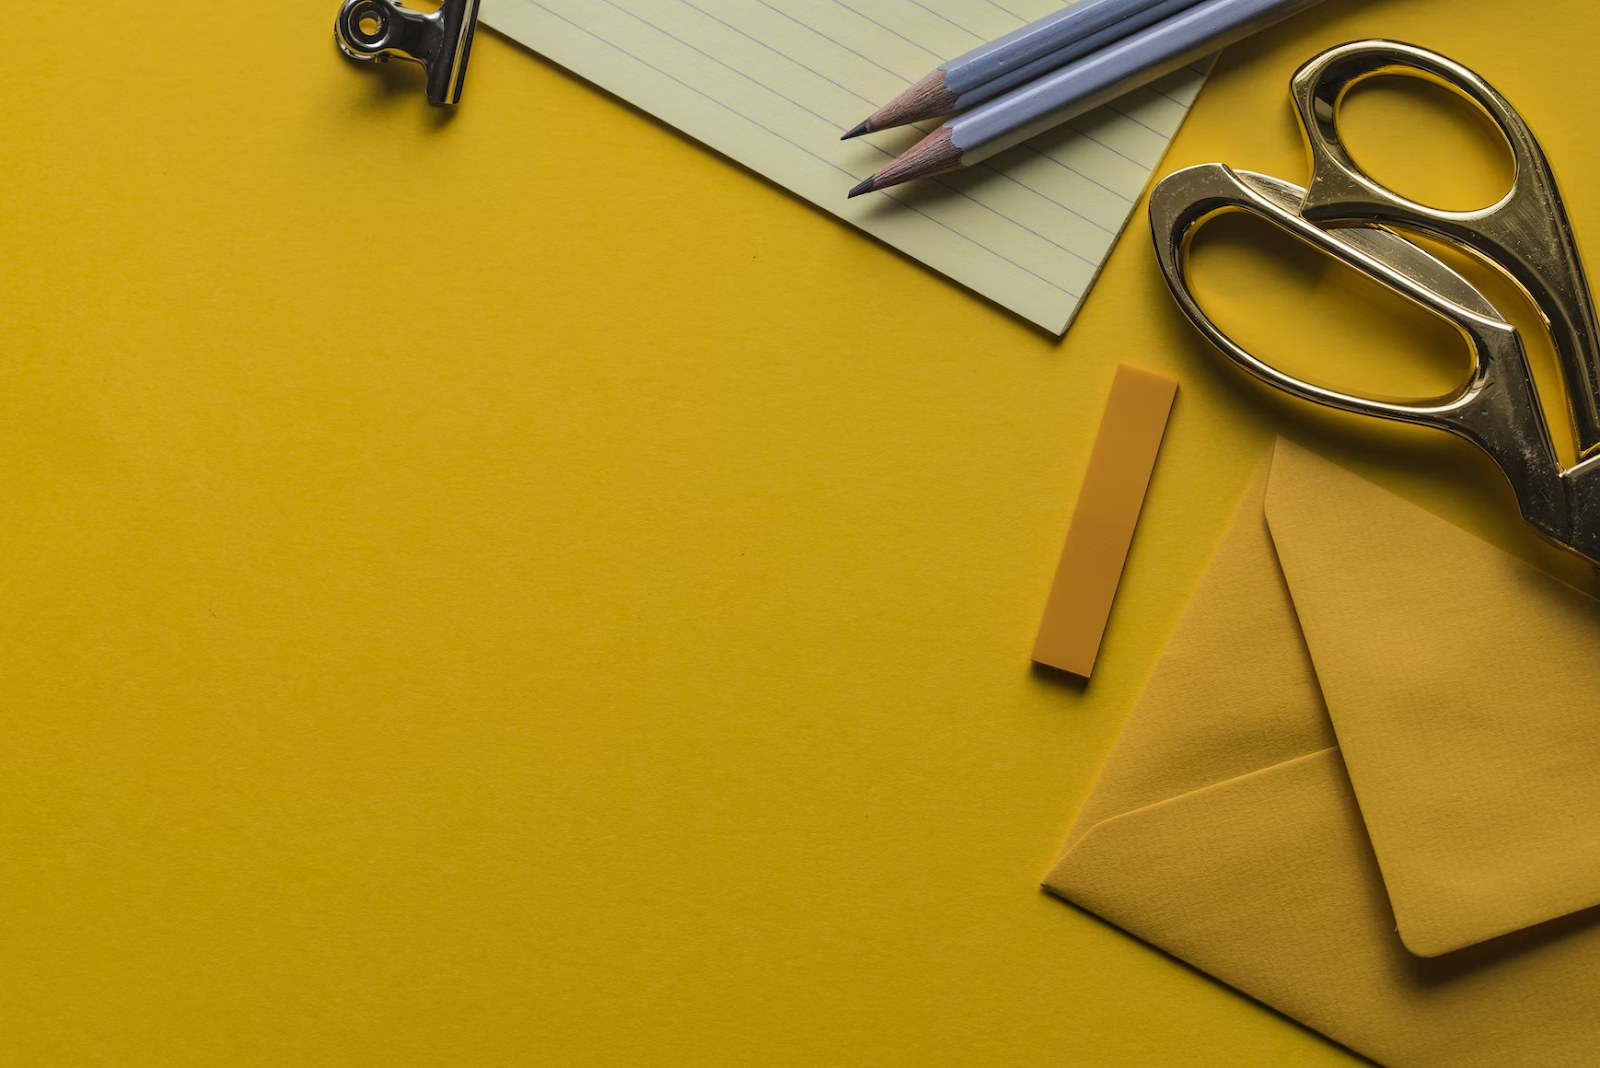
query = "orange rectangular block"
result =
(1033, 365, 1177, 678)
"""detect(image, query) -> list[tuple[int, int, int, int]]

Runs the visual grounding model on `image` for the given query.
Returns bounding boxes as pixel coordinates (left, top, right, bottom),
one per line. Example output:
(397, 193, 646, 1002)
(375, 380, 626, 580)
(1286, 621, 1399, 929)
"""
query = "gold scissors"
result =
(1150, 40, 1600, 564)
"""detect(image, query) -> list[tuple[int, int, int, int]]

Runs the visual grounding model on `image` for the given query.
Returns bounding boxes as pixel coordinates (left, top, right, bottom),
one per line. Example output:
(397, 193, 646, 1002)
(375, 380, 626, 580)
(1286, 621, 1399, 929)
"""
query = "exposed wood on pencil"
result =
(846, 127, 962, 197)
(841, 69, 960, 139)
(848, 0, 1327, 195)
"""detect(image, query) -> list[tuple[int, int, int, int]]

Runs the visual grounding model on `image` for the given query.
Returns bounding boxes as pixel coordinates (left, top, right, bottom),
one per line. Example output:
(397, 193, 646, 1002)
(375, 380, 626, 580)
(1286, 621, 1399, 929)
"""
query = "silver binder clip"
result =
(335, 0, 480, 106)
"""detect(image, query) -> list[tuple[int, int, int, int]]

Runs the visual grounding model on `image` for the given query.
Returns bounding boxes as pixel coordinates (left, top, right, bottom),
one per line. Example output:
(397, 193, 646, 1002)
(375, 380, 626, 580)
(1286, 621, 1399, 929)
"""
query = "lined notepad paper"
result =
(481, 0, 1211, 333)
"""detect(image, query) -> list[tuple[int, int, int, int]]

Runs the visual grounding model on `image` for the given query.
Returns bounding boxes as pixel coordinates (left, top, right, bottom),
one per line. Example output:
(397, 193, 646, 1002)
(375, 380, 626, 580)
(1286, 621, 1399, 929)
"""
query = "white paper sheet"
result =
(481, 0, 1210, 332)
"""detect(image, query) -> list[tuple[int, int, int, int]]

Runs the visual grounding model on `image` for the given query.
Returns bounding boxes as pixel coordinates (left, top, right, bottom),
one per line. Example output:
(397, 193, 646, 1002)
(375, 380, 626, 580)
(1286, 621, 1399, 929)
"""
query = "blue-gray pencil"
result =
(849, 0, 1326, 195)
(843, 0, 1208, 138)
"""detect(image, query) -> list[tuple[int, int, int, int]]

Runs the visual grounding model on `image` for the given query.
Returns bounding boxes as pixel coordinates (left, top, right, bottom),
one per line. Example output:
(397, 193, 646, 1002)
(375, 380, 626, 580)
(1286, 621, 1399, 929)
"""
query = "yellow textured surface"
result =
(5, 1, 1598, 1065)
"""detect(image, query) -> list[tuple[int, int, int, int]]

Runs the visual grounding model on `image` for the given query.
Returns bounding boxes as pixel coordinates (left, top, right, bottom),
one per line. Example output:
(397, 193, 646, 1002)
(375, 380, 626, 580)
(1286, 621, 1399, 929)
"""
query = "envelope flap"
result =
(1059, 458, 1336, 854)
(1264, 440, 1600, 956)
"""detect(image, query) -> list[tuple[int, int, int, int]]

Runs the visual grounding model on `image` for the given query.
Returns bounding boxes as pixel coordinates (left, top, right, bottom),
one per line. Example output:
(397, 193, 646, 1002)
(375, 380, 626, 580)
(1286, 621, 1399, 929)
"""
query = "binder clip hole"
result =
(334, 0, 479, 106)
(342, 1, 393, 50)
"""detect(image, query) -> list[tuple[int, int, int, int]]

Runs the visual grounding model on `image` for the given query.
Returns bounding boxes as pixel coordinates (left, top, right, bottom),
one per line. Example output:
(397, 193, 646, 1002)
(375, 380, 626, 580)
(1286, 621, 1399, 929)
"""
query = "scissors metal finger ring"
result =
(1150, 40, 1600, 565)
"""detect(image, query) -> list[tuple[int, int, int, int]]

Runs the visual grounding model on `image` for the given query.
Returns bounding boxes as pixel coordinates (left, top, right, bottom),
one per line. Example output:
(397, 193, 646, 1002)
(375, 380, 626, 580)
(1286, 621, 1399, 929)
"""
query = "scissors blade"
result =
(1235, 170, 1507, 324)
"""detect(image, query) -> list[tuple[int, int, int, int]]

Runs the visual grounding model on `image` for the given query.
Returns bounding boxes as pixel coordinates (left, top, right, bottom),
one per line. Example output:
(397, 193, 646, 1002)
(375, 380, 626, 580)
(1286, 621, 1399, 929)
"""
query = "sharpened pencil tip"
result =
(840, 120, 871, 140)
(847, 177, 876, 198)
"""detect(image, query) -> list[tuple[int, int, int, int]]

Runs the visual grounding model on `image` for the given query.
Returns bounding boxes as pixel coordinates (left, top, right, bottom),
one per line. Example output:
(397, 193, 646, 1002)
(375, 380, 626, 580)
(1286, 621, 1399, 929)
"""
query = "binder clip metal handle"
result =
(336, 0, 480, 105)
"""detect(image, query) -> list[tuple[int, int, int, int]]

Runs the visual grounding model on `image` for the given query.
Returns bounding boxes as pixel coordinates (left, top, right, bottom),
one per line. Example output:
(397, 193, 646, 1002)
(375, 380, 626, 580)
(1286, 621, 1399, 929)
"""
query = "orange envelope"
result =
(1046, 439, 1600, 1068)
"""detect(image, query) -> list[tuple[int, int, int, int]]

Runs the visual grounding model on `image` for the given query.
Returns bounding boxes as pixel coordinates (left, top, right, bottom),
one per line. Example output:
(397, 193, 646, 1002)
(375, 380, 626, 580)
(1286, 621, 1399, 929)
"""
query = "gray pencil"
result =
(848, 0, 1326, 196)
(843, 0, 1209, 138)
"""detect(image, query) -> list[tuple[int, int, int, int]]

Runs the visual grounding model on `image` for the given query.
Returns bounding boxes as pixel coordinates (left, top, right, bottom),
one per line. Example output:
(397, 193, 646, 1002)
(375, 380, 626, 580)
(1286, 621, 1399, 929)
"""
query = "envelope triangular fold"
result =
(1059, 457, 1336, 853)
(1051, 746, 1600, 1068)
(1046, 441, 1600, 1066)
(1264, 440, 1600, 956)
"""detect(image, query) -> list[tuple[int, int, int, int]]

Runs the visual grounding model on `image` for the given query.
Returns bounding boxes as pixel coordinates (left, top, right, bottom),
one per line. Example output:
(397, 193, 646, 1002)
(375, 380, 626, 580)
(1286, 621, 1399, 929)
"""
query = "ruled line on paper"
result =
(481, 0, 1211, 333)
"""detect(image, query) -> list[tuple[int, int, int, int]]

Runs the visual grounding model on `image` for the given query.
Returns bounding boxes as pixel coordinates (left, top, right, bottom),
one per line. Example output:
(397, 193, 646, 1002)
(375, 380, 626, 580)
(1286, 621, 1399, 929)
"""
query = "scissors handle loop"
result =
(1148, 163, 1574, 548)
(1291, 40, 1600, 459)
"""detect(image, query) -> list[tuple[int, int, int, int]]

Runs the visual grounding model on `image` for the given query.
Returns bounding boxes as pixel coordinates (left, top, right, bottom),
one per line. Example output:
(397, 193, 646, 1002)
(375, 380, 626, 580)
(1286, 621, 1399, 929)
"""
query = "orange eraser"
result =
(1032, 364, 1177, 679)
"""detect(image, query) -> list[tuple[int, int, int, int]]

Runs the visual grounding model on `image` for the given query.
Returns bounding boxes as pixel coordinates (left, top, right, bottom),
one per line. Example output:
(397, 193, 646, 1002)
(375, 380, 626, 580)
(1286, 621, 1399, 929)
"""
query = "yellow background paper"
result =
(6, 1, 1600, 1065)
